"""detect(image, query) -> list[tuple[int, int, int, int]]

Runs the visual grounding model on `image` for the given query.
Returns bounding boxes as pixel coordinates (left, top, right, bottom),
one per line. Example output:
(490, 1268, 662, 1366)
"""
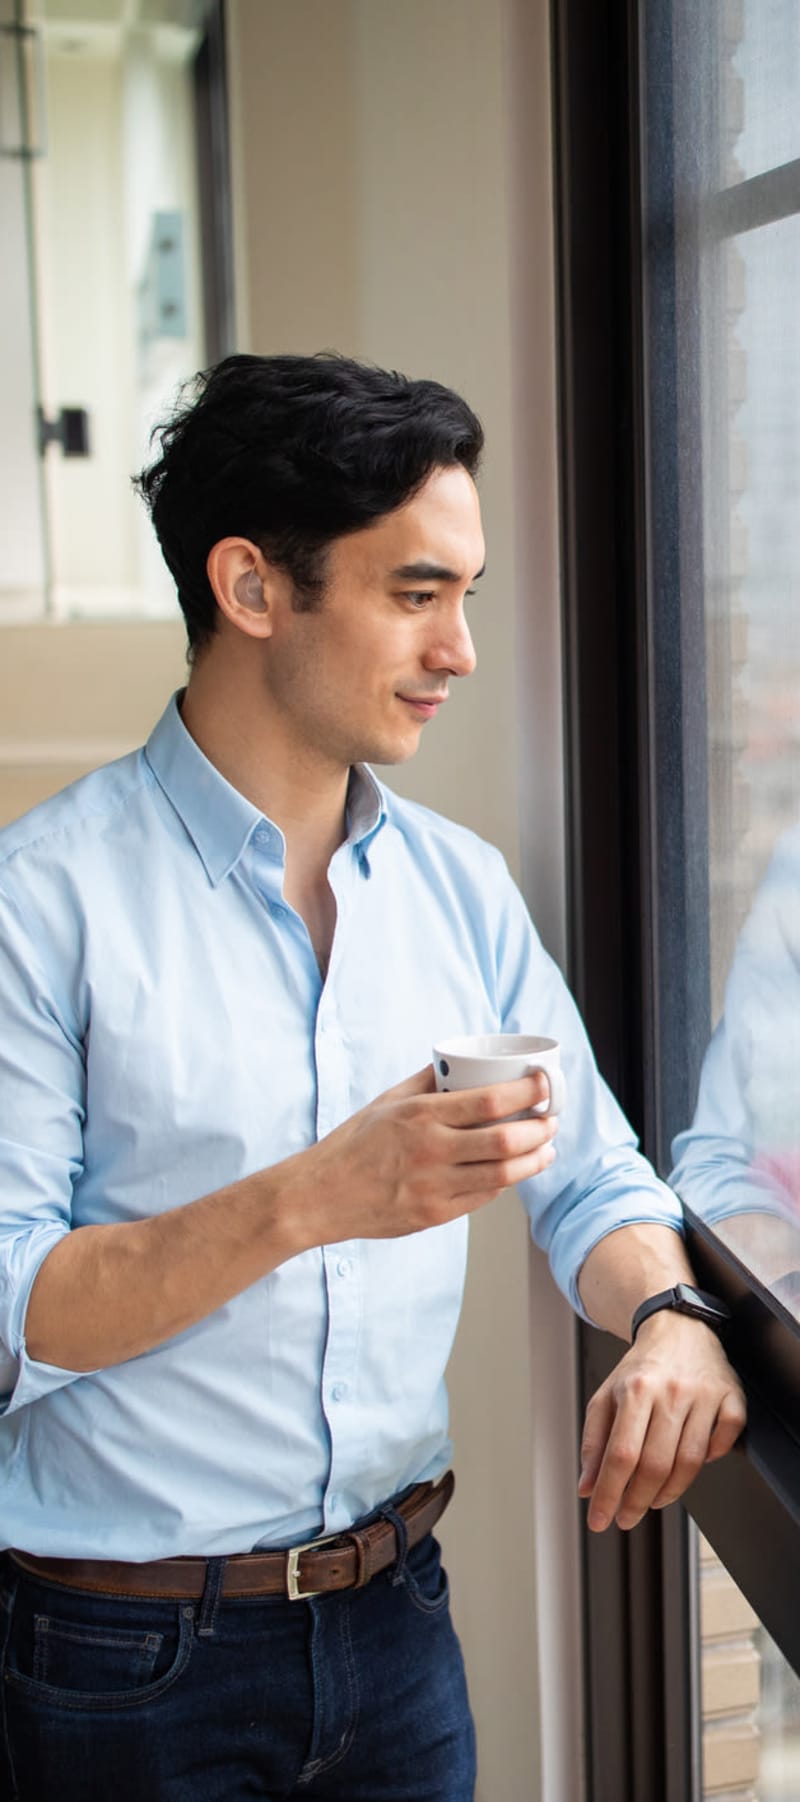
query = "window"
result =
(0, 0, 231, 623)
(552, 1, 800, 1796)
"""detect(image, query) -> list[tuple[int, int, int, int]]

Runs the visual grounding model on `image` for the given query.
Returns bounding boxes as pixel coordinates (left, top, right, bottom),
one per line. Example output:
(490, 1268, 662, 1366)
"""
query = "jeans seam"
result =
(0, 1574, 21, 1801)
(33, 1616, 163, 1687)
(298, 1598, 359, 1784)
(400, 1573, 451, 1616)
(33, 1619, 163, 1652)
(396, 1536, 451, 1617)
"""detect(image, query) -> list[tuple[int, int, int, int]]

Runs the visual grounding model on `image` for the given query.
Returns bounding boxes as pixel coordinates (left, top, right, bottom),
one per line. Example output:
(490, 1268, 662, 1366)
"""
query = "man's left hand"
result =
(577, 1311, 746, 1532)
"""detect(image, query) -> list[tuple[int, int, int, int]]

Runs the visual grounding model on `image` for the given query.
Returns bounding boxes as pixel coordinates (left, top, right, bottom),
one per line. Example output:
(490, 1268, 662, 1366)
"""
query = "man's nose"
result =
(423, 610, 477, 679)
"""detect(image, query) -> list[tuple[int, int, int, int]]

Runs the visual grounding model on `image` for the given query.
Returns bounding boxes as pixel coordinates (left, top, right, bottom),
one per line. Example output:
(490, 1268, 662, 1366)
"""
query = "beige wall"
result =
(228, 3, 581, 1797)
(230, 0, 521, 859)
(0, 622, 186, 828)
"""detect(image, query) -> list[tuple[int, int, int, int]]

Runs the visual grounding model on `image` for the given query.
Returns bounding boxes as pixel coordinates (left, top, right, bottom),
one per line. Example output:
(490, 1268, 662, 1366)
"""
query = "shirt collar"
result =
(145, 694, 387, 885)
(346, 763, 387, 860)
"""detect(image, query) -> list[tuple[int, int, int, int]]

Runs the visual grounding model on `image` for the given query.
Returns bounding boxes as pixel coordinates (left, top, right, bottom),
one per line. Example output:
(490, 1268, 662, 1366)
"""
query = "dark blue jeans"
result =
(0, 1535, 475, 1801)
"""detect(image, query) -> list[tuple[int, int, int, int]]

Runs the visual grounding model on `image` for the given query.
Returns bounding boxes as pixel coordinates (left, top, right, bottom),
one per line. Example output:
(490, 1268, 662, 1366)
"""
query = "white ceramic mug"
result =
(431, 1033, 566, 1117)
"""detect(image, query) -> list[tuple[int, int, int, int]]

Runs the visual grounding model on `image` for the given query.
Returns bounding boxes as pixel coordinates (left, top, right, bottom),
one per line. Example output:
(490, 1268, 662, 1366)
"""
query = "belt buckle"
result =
(286, 1530, 335, 1602)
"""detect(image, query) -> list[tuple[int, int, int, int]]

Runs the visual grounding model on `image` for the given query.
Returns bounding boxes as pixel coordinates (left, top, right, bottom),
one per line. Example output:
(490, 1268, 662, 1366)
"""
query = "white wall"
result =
(227, 4, 582, 1796)
(0, 0, 48, 608)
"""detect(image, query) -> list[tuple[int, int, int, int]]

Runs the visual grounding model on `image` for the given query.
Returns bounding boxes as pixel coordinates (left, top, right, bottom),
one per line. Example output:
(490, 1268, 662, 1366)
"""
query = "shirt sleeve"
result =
(0, 880, 91, 1414)
(670, 829, 800, 1224)
(490, 856, 685, 1319)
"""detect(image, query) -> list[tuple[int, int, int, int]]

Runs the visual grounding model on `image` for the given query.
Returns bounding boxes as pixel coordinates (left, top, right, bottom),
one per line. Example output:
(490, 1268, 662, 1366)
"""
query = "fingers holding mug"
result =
(528, 1059, 566, 1117)
(432, 1033, 567, 1123)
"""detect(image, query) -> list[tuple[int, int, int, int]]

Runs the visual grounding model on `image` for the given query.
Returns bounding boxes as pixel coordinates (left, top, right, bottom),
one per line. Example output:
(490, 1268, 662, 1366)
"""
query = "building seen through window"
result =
(641, 2, 800, 1795)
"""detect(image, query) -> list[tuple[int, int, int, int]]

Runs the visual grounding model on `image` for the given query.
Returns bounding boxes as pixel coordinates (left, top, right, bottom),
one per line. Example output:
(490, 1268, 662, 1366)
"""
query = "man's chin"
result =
(350, 720, 429, 767)
(362, 733, 424, 768)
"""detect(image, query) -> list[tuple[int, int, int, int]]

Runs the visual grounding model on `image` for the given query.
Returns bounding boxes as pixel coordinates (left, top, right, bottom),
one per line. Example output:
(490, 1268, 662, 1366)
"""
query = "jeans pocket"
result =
(31, 1616, 163, 1690)
(398, 1533, 452, 1617)
(4, 1585, 195, 1713)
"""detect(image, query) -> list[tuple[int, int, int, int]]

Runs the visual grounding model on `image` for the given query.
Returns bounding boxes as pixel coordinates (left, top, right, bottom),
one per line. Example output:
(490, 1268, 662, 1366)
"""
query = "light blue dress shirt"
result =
(671, 825, 800, 1223)
(0, 695, 683, 1558)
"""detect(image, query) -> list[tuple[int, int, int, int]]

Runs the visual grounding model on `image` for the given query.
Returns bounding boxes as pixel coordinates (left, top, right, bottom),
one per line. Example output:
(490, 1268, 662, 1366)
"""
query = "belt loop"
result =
(197, 1557, 226, 1637)
(379, 1504, 410, 1587)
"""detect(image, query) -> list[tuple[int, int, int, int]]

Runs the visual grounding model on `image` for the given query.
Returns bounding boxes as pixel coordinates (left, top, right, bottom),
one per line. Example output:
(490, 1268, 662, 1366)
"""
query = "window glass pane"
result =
(723, 1, 800, 188)
(636, 3, 800, 1794)
(698, 1529, 800, 1799)
(644, 0, 800, 1316)
(677, 207, 800, 1310)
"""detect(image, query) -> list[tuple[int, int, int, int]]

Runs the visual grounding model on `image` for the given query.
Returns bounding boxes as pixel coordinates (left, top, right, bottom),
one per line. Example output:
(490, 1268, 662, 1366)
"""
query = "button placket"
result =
(321, 1240, 362, 1532)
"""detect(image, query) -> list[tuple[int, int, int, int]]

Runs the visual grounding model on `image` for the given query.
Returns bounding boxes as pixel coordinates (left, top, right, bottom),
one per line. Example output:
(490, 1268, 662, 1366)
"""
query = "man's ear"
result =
(207, 538, 276, 640)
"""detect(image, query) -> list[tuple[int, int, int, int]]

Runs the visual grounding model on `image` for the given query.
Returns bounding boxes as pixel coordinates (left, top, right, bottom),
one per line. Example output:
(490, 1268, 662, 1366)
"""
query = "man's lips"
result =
(397, 693, 448, 717)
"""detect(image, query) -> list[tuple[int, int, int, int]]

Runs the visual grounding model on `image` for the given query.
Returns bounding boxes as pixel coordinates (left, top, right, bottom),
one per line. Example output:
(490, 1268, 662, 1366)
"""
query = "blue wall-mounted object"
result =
(138, 210, 187, 342)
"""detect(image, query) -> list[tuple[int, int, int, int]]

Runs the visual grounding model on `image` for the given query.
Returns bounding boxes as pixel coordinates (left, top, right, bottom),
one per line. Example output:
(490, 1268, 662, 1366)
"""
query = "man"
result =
(0, 355, 744, 1801)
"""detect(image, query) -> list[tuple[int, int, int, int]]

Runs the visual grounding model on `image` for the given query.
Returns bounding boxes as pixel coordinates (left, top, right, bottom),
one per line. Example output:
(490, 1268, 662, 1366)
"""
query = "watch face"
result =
(675, 1284, 731, 1322)
(675, 1283, 705, 1307)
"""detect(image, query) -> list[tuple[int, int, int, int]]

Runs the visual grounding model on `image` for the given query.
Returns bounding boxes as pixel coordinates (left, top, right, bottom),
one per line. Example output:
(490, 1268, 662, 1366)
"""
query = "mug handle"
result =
(528, 1063, 566, 1117)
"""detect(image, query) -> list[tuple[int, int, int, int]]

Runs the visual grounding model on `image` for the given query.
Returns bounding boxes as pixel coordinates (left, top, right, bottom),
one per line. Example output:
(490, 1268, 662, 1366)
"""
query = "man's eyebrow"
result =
(390, 561, 486, 582)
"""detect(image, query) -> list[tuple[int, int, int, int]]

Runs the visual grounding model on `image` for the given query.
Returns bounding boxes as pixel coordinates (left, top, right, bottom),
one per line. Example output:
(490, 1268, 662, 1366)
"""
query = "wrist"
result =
(632, 1306, 721, 1348)
(631, 1282, 732, 1345)
(257, 1151, 321, 1263)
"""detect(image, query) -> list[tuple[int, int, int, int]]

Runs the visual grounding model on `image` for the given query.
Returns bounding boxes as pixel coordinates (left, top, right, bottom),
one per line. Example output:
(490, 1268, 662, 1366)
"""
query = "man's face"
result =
(261, 464, 485, 770)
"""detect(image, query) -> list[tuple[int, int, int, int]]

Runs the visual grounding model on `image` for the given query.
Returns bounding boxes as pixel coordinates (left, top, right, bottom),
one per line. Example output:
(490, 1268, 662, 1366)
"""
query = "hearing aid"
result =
(235, 569, 264, 609)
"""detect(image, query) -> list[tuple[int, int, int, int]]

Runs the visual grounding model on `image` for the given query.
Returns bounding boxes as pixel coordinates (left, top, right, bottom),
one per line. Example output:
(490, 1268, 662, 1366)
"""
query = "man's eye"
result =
(405, 591, 435, 607)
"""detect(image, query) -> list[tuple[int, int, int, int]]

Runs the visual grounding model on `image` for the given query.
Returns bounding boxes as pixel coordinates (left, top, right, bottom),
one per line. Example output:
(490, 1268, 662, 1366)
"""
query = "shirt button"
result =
(336, 1258, 353, 1279)
(331, 1383, 348, 1404)
(270, 901, 287, 917)
(254, 825, 269, 845)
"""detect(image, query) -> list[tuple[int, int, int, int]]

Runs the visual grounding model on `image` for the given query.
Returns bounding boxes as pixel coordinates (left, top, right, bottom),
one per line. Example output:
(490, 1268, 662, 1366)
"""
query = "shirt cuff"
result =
(548, 1202, 686, 1322)
(0, 1341, 92, 1416)
(0, 1222, 95, 1414)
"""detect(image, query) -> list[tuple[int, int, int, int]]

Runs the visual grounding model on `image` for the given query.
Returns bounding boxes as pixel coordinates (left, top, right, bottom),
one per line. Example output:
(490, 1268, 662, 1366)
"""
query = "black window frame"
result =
(194, 0, 236, 366)
(550, 2, 800, 1798)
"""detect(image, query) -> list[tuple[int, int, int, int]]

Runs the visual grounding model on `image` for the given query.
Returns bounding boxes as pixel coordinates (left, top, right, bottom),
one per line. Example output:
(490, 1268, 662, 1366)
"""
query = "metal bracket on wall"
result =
(37, 406, 91, 459)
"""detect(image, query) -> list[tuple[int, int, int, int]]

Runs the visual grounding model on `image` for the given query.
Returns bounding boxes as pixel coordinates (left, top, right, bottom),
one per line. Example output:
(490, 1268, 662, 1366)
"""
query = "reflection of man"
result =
(671, 826, 800, 1288)
(0, 356, 744, 1800)
(670, 825, 800, 1232)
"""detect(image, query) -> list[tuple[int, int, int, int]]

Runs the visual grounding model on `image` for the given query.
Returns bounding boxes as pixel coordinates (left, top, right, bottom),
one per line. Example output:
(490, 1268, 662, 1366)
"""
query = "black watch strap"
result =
(631, 1282, 732, 1341)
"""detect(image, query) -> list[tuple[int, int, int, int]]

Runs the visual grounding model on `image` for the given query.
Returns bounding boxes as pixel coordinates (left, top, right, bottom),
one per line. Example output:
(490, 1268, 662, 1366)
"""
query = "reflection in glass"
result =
(757, 1625, 800, 1800)
(722, 1, 800, 190)
(671, 828, 800, 1314)
(669, 91, 800, 1310)
(642, 1, 800, 1791)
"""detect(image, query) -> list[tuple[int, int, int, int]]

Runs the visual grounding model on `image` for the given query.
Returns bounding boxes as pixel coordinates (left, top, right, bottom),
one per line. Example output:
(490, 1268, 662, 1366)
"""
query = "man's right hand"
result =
(289, 1064, 559, 1249)
(26, 1066, 557, 1374)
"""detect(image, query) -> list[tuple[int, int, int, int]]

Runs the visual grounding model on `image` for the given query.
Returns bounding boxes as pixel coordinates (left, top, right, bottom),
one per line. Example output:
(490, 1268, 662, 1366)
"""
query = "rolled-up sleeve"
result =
(489, 859, 685, 1317)
(0, 881, 88, 1413)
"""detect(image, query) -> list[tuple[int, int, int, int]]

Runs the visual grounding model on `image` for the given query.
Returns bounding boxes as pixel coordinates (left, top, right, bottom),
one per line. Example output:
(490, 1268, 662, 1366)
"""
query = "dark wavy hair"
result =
(134, 352, 484, 655)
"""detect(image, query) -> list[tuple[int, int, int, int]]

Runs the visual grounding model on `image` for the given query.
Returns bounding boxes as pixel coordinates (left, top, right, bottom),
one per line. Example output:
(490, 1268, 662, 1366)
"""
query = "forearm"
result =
(25, 1157, 311, 1373)
(577, 1221, 697, 1342)
(23, 1065, 558, 1375)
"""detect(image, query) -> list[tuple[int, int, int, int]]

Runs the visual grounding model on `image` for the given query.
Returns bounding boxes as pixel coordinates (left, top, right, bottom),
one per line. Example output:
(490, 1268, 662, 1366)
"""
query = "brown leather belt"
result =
(9, 1470, 454, 1604)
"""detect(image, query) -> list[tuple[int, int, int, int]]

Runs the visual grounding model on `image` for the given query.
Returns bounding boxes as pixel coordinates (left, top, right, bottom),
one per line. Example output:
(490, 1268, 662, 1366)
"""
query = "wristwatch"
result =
(631, 1282, 732, 1341)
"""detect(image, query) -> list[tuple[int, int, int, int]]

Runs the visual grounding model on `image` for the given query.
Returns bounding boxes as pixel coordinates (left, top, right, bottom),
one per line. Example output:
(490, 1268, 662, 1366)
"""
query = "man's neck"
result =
(180, 660, 349, 883)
